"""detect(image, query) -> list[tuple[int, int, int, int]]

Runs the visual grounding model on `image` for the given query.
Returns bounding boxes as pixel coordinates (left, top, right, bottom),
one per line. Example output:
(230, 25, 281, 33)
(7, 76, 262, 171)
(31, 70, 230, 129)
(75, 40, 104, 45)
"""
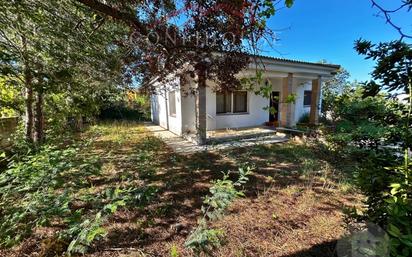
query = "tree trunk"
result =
(22, 36, 34, 143)
(33, 91, 45, 144)
(74, 115, 84, 132)
(25, 85, 34, 143)
(196, 68, 207, 145)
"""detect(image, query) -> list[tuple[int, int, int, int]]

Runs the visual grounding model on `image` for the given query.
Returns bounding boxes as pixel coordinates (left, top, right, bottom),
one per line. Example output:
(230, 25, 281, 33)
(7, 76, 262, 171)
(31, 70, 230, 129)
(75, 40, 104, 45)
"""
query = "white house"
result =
(150, 56, 339, 140)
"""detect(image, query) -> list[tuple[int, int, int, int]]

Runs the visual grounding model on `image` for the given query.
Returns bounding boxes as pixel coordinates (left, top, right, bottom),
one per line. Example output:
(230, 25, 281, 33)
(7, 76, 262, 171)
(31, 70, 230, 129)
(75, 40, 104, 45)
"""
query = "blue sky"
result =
(265, 0, 411, 82)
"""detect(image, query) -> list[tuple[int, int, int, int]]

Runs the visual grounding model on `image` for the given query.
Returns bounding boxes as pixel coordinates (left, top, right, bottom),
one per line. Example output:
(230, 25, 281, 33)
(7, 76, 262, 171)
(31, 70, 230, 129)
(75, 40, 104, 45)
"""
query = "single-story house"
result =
(150, 56, 340, 140)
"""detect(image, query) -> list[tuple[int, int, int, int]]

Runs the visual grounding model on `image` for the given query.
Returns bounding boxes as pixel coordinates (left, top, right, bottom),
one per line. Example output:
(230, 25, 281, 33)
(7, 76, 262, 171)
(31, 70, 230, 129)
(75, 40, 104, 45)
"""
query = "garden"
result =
(1, 121, 361, 256)
(1, 0, 411, 256)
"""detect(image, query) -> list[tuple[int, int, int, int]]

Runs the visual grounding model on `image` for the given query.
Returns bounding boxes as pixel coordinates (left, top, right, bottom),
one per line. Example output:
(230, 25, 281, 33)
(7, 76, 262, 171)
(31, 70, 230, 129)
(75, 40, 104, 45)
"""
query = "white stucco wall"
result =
(293, 79, 312, 124)
(168, 89, 182, 135)
(153, 76, 324, 133)
(205, 81, 271, 130)
(181, 78, 197, 135)
(150, 91, 167, 127)
(150, 78, 183, 135)
(293, 79, 324, 124)
(150, 94, 160, 125)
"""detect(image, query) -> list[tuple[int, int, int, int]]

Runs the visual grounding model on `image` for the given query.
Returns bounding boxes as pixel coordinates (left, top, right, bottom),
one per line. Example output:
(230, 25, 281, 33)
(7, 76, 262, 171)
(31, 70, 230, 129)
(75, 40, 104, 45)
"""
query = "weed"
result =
(169, 243, 180, 257)
(0, 123, 160, 255)
(185, 166, 252, 255)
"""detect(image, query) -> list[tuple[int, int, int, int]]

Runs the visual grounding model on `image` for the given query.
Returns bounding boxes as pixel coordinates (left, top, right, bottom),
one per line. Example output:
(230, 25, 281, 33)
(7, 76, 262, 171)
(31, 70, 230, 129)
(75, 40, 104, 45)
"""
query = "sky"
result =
(264, 0, 411, 82)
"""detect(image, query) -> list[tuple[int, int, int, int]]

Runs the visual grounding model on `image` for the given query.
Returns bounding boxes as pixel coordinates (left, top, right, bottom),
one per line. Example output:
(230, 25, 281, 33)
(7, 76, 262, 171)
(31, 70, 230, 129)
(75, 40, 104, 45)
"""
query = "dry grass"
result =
(1, 121, 362, 257)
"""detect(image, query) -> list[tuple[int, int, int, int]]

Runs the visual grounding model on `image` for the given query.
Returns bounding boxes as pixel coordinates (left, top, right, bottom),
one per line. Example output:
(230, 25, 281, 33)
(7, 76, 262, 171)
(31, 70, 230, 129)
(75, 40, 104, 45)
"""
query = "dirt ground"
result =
(1, 122, 361, 257)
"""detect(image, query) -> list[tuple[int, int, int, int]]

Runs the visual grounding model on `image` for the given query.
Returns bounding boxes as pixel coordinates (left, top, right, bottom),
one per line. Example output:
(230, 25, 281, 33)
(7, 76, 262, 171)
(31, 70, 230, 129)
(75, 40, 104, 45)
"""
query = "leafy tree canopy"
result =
(355, 40, 412, 94)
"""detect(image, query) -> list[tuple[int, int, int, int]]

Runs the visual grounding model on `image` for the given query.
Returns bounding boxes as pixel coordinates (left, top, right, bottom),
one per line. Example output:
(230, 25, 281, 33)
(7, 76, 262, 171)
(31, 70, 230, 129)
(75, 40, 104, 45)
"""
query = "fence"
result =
(0, 117, 19, 148)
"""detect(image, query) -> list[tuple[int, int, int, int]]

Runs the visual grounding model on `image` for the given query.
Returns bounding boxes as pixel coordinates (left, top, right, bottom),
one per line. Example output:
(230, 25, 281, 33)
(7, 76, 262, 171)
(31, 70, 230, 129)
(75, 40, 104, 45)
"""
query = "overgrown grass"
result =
(0, 121, 163, 255)
(0, 122, 361, 257)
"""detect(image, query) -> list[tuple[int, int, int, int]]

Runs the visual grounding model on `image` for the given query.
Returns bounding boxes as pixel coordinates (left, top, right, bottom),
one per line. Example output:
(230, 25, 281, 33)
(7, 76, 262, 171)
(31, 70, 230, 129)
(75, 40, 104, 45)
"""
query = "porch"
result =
(206, 125, 279, 144)
(147, 123, 289, 154)
(151, 56, 340, 145)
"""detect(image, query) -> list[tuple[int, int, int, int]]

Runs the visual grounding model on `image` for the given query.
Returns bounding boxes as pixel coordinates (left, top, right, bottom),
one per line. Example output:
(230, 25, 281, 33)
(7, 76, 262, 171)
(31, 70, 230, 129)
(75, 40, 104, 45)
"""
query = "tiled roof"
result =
(250, 54, 341, 69)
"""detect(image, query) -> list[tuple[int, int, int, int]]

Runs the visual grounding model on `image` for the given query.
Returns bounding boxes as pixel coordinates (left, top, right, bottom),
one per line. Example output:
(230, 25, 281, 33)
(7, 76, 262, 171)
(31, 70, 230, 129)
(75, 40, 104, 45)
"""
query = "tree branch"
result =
(75, 0, 175, 52)
(371, 0, 412, 40)
(75, 0, 148, 35)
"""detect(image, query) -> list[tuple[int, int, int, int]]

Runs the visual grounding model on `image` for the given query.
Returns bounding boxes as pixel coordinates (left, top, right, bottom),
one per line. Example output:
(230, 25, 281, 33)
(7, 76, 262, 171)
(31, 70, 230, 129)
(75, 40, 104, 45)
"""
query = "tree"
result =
(355, 40, 412, 94)
(0, 0, 128, 144)
(370, 0, 412, 41)
(338, 1, 412, 255)
(321, 67, 351, 123)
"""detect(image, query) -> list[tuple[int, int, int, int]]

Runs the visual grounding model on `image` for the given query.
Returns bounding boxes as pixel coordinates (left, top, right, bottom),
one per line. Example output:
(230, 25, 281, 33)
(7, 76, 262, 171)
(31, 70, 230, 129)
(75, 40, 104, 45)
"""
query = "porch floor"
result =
(207, 125, 277, 143)
(145, 123, 288, 154)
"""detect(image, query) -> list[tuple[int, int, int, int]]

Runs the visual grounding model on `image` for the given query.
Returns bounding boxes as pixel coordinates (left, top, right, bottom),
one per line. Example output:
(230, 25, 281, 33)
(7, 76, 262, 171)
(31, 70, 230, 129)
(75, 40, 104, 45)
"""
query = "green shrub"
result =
(0, 136, 157, 254)
(170, 244, 180, 257)
(325, 86, 412, 257)
(185, 166, 252, 255)
(298, 112, 310, 124)
(0, 143, 100, 247)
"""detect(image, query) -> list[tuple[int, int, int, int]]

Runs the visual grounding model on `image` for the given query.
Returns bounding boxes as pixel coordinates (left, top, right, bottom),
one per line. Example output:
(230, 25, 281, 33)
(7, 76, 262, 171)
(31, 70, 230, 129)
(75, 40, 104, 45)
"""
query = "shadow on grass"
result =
(279, 240, 338, 257)
(87, 124, 358, 256)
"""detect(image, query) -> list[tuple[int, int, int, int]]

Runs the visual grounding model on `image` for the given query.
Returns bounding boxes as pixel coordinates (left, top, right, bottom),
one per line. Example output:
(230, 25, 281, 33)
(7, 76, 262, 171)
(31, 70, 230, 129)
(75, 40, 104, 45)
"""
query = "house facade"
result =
(150, 56, 340, 137)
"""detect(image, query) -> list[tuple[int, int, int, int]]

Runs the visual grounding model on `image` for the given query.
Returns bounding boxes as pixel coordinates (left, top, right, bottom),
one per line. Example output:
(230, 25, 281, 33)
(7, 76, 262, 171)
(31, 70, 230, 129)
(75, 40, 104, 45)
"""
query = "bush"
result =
(325, 87, 404, 149)
(185, 166, 252, 255)
(298, 112, 310, 124)
(347, 150, 412, 257)
(98, 92, 151, 121)
(0, 134, 157, 254)
(324, 86, 412, 256)
(98, 105, 147, 121)
(0, 142, 101, 247)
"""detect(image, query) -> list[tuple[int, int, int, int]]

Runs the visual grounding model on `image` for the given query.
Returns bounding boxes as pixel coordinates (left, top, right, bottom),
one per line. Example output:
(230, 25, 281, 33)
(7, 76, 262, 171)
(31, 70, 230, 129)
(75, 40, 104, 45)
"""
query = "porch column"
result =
(310, 76, 322, 124)
(280, 73, 295, 127)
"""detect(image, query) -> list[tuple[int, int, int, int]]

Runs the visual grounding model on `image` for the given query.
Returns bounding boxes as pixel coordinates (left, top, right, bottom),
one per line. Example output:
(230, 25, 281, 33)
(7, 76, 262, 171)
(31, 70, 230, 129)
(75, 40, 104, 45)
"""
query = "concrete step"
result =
(206, 130, 278, 145)
(276, 127, 306, 137)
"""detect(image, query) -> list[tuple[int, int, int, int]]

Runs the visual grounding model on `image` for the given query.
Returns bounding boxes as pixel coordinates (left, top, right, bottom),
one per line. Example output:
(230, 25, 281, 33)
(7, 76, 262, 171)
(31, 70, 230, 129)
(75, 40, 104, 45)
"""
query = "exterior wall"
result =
(150, 91, 165, 126)
(292, 79, 324, 124)
(152, 76, 324, 133)
(150, 77, 183, 135)
(293, 79, 312, 124)
(151, 60, 333, 134)
(181, 79, 197, 135)
(202, 77, 320, 130)
(168, 88, 182, 135)
(205, 81, 271, 131)
(268, 77, 284, 123)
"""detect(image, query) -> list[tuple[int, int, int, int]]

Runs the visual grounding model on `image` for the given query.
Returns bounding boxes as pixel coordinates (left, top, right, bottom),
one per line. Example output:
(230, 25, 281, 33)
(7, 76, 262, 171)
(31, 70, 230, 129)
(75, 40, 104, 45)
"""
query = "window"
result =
(233, 91, 247, 113)
(216, 91, 232, 114)
(216, 91, 248, 114)
(304, 90, 312, 106)
(168, 91, 176, 116)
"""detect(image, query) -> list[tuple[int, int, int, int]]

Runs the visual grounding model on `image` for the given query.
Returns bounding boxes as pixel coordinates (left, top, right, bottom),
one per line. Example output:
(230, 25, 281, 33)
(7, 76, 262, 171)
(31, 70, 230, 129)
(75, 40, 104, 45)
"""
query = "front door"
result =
(269, 91, 280, 122)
